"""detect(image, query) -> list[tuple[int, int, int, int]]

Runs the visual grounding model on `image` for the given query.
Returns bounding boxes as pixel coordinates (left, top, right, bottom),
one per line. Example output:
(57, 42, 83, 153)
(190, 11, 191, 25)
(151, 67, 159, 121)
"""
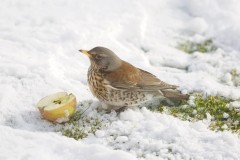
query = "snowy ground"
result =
(0, 0, 240, 159)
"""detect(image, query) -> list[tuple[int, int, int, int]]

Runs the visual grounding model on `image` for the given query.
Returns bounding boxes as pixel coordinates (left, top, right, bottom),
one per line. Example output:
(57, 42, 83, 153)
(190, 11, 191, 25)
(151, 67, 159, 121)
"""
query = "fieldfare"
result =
(79, 47, 189, 111)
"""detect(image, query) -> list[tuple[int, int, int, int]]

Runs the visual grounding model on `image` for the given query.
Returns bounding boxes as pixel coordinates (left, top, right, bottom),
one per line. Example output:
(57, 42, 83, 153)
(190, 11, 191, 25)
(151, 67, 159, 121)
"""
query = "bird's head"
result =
(79, 47, 122, 72)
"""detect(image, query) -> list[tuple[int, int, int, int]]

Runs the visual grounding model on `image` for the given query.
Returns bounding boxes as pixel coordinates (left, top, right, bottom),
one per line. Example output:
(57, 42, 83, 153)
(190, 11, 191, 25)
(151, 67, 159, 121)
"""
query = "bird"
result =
(79, 46, 189, 111)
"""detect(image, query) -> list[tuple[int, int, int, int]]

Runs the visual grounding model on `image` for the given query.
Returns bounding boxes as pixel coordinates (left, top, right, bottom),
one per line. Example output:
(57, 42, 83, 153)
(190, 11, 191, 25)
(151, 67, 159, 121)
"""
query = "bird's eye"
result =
(95, 55, 102, 60)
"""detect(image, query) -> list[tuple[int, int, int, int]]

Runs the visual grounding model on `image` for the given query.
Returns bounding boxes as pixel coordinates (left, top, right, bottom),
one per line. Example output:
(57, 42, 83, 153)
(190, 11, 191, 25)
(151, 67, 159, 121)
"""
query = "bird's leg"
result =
(96, 102, 108, 112)
(115, 106, 127, 113)
(97, 103, 128, 114)
(97, 103, 115, 113)
(101, 102, 109, 110)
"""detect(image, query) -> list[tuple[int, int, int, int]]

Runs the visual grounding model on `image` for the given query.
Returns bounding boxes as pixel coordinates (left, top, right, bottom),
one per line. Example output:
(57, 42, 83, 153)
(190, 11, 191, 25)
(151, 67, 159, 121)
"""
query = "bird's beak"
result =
(79, 49, 92, 58)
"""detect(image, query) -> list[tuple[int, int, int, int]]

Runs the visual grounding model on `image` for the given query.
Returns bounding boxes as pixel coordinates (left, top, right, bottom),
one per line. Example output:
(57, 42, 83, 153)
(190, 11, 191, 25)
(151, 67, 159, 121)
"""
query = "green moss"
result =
(230, 68, 240, 86)
(177, 39, 217, 54)
(230, 68, 238, 77)
(155, 94, 240, 134)
(56, 109, 102, 140)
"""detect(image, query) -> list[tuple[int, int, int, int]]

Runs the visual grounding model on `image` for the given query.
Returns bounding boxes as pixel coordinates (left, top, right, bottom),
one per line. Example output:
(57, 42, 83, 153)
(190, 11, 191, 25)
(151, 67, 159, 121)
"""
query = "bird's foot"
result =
(115, 106, 127, 113)
(97, 103, 128, 114)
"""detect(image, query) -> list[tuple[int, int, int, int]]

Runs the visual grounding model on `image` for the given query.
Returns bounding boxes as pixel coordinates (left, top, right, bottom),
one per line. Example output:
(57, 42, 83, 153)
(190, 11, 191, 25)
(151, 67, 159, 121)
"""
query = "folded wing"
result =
(104, 61, 177, 91)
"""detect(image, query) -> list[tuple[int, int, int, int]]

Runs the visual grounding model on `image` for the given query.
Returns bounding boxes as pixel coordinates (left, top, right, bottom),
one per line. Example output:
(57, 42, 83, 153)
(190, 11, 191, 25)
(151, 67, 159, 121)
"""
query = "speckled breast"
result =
(88, 68, 108, 101)
(88, 68, 154, 107)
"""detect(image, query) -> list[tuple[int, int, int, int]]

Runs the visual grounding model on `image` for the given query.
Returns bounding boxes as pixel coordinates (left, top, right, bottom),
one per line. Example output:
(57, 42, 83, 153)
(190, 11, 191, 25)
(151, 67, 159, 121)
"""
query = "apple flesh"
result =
(37, 92, 77, 123)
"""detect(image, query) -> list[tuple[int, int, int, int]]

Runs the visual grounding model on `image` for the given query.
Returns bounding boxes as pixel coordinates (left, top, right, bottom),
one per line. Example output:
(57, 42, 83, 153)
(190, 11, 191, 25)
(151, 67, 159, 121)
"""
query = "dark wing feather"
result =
(137, 69, 177, 90)
(103, 61, 177, 91)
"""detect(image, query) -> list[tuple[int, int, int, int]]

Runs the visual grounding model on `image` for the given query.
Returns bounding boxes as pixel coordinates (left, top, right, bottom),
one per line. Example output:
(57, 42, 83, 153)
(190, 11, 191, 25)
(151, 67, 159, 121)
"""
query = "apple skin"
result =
(37, 92, 77, 123)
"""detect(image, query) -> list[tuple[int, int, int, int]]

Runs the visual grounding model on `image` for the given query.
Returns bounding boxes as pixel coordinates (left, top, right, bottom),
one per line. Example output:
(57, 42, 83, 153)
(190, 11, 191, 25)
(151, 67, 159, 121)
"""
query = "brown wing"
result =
(137, 69, 177, 90)
(104, 61, 177, 91)
(103, 61, 140, 88)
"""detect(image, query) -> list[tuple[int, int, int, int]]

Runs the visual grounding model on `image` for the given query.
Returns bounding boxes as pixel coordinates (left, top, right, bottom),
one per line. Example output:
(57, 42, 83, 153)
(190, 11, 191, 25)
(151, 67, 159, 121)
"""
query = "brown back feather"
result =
(104, 61, 177, 91)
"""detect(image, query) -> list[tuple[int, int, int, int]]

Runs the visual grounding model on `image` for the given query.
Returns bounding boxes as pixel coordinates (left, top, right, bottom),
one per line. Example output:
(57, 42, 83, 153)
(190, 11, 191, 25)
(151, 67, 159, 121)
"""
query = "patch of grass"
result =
(56, 109, 102, 140)
(177, 39, 217, 54)
(230, 68, 240, 86)
(155, 94, 240, 134)
(221, 68, 240, 87)
(230, 68, 238, 77)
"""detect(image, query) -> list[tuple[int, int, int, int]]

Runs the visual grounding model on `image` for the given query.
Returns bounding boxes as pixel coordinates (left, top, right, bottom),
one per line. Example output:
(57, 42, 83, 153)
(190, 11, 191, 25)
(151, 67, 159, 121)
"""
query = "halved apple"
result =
(37, 92, 77, 123)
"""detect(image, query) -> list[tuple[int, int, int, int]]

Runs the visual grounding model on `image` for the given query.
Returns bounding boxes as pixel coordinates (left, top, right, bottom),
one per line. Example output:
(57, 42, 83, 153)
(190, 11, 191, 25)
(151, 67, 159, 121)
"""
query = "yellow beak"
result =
(79, 49, 92, 58)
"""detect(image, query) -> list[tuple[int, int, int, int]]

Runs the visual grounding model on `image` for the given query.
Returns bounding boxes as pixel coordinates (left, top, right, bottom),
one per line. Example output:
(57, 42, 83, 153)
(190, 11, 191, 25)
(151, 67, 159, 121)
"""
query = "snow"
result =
(82, 107, 240, 159)
(230, 101, 240, 109)
(0, 126, 136, 160)
(0, 0, 240, 159)
(223, 112, 230, 119)
(188, 17, 208, 34)
(115, 136, 129, 143)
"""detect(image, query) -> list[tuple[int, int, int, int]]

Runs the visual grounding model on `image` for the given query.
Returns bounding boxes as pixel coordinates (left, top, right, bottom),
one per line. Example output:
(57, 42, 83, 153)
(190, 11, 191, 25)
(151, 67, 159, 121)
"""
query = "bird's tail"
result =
(161, 89, 189, 100)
